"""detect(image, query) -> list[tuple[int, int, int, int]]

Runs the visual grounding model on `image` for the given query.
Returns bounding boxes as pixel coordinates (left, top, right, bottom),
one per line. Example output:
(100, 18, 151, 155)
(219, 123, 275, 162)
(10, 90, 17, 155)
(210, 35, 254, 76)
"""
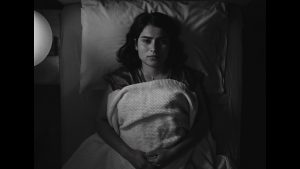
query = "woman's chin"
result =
(145, 61, 163, 68)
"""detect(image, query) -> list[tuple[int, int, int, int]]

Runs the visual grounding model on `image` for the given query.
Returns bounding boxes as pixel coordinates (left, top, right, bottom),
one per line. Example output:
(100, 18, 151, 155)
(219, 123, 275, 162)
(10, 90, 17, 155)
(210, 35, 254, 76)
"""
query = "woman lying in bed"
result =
(63, 12, 235, 169)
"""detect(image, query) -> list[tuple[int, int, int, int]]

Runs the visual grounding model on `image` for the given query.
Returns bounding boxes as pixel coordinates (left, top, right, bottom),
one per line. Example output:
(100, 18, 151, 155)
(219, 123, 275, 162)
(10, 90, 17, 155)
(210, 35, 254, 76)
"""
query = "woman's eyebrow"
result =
(139, 36, 152, 39)
(139, 36, 168, 39)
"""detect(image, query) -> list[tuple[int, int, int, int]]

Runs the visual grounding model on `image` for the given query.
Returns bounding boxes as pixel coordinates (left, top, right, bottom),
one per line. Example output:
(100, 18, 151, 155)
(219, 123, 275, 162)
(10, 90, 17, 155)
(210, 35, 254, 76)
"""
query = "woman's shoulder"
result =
(104, 66, 135, 90)
(173, 65, 205, 91)
(110, 66, 131, 76)
(182, 66, 205, 80)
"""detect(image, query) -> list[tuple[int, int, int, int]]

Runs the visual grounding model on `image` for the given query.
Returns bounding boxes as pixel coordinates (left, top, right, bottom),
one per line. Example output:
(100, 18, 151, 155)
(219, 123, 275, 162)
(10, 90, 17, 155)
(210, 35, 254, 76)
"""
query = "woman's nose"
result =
(149, 41, 158, 52)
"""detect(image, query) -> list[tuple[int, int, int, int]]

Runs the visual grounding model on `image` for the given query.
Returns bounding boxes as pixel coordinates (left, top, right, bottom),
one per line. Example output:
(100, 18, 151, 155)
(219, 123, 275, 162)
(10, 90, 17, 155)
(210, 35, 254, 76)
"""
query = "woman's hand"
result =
(145, 136, 196, 168)
(128, 149, 155, 169)
(145, 148, 176, 168)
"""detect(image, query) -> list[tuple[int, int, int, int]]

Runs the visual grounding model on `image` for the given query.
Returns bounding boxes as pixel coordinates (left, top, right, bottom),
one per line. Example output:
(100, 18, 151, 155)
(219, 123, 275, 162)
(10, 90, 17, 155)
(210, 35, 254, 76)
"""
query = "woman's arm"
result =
(172, 94, 210, 152)
(172, 86, 211, 153)
(145, 106, 210, 167)
(146, 82, 211, 167)
(96, 86, 154, 169)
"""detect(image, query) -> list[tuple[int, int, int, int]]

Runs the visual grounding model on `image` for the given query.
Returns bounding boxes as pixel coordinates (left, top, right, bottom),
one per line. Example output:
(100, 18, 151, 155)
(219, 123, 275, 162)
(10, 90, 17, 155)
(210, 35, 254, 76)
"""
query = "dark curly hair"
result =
(117, 12, 187, 70)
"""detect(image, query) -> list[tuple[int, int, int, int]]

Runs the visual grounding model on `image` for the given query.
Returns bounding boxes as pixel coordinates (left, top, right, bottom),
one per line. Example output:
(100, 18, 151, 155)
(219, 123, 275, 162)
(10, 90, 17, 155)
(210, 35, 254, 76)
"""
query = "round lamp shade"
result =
(34, 11, 53, 66)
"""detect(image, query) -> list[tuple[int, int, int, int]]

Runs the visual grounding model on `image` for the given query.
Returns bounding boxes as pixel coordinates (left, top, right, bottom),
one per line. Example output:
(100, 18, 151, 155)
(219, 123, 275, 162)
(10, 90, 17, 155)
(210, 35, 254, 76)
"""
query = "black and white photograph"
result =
(34, 0, 266, 169)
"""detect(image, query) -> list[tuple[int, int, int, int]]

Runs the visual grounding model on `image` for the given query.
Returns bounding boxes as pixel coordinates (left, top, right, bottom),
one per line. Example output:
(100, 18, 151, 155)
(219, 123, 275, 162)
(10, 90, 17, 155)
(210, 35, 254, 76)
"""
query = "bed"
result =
(59, 0, 244, 168)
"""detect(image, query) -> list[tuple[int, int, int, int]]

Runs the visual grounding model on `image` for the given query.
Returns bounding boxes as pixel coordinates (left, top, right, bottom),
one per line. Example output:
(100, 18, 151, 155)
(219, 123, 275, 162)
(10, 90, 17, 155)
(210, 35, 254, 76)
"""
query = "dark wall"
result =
(240, 0, 266, 169)
(34, 85, 61, 169)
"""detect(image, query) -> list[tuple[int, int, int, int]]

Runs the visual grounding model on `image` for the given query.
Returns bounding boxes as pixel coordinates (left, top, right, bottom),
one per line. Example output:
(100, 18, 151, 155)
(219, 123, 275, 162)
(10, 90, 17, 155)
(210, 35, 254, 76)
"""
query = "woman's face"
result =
(135, 24, 170, 69)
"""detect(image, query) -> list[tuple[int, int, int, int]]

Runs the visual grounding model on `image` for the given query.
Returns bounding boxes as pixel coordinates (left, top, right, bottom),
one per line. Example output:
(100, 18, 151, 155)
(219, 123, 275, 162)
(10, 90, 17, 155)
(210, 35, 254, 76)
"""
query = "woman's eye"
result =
(159, 39, 169, 45)
(141, 39, 151, 44)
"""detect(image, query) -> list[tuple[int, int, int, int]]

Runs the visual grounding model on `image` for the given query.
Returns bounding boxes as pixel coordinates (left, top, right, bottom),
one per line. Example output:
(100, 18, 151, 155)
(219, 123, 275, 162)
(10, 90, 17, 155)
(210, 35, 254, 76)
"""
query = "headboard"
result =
(60, 0, 243, 165)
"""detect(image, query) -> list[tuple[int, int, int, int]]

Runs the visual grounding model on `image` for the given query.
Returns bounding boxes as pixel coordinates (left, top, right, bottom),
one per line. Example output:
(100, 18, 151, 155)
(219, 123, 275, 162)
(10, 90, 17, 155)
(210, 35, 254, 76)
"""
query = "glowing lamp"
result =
(34, 11, 53, 66)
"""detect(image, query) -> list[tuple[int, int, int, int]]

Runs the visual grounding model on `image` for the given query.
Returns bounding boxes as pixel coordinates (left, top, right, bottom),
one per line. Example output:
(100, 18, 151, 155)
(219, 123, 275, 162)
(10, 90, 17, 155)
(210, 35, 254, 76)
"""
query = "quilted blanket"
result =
(106, 79, 198, 153)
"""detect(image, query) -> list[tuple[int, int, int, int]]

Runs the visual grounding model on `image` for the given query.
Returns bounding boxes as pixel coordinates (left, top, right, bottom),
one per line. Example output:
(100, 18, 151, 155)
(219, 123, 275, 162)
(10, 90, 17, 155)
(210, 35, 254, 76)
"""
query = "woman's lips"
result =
(148, 55, 158, 58)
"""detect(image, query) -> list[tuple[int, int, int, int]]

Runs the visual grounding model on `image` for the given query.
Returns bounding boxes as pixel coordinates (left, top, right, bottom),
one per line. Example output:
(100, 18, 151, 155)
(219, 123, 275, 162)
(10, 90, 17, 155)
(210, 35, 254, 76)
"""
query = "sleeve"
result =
(216, 155, 237, 169)
(103, 67, 133, 91)
(184, 67, 205, 92)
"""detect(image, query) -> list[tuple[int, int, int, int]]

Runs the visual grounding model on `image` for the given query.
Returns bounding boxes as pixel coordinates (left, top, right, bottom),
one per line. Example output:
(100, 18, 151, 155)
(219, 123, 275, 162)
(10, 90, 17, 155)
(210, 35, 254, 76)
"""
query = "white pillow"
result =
(80, 0, 228, 93)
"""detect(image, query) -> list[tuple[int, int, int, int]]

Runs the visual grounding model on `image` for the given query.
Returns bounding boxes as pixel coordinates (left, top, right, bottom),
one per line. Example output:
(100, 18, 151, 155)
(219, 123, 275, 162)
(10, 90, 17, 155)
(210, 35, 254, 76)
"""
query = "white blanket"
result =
(106, 79, 198, 153)
(62, 79, 236, 169)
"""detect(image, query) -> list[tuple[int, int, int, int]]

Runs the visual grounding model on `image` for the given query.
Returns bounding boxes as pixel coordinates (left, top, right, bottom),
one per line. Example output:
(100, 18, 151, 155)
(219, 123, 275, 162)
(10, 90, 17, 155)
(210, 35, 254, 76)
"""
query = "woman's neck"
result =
(141, 65, 168, 81)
